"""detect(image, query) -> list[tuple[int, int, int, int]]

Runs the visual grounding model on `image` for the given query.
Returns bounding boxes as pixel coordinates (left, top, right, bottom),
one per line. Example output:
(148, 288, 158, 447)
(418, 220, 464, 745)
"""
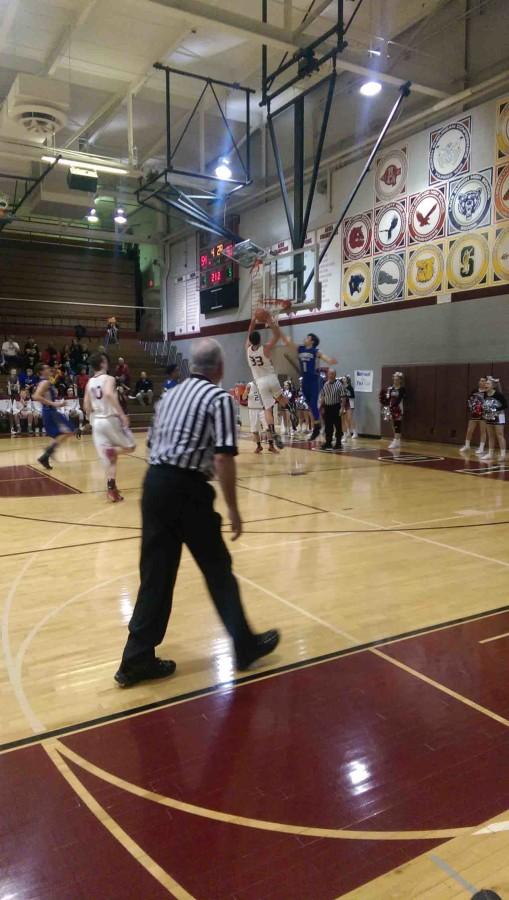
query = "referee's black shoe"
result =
(236, 630, 280, 670)
(114, 658, 176, 688)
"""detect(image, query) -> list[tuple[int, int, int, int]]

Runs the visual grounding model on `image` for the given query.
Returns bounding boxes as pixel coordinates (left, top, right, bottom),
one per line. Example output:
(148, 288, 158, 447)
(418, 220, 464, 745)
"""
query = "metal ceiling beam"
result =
(0, 0, 19, 54)
(147, 0, 300, 50)
(334, 58, 448, 98)
(0, 156, 61, 233)
(1, 219, 158, 244)
(147, 0, 447, 100)
(292, 0, 336, 36)
(44, 0, 99, 76)
(78, 27, 192, 147)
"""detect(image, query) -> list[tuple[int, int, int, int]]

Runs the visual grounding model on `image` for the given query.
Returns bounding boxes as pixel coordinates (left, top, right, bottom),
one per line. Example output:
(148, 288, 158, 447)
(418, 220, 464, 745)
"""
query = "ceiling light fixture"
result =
(86, 207, 99, 224)
(114, 207, 127, 225)
(41, 156, 129, 175)
(359, 80, 382, 97)
(214, 158, 232, 180)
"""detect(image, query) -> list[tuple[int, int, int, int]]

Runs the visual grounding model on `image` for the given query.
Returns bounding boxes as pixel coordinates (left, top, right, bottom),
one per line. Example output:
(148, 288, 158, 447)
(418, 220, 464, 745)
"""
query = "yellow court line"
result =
(45, 742, 195, 899)
(371, 648, 509, 729)
(56, 740, 474, 842)
(479, 630, 509, 644)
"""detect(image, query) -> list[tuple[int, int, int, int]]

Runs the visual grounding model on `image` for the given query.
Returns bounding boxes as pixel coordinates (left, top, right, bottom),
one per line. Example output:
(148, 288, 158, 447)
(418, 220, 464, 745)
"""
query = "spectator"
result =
(8, 397, 21, 436)
(105, 316, 119, 345)
(70, 338, 82, 372)
(0, 398, 11, 432)
(135, 371, 154, 406)
(19, 367, 39, 394)
(31, 397, 43, 435)
(61, 344, 73, 372)
(2, 336, 21, 369)
(24, 337, 39, 369)
(115, 357, 130, 386)
(76, 367, 90, 399)
(61, 387, 84, 436)
(42, 344, 61, 367)
(13, 389, 35, 435)
(163, 364, 179, 391)
(80, 343, 91, 371)
(116, 380, 129, 414)
(7, 368, 21, 398)
(53, 367, 68, 397)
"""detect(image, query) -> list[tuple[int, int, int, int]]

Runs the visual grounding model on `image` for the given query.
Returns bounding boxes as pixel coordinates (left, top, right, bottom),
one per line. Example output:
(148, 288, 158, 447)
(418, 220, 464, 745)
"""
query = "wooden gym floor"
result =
(1, 430, 509, 898)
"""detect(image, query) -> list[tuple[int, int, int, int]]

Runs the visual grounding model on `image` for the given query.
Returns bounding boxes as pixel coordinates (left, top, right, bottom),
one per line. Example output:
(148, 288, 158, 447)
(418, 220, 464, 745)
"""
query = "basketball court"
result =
(1, 431, 509, 898)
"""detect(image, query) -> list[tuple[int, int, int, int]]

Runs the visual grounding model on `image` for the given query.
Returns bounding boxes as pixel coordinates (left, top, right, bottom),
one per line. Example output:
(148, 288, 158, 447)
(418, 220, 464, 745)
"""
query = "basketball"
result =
(254, 306, 271, 324)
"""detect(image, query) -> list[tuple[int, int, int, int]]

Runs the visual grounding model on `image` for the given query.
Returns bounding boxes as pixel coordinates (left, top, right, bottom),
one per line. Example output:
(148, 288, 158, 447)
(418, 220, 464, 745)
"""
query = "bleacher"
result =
(0, 240, 139, 334)
(0, 332, 190, 432)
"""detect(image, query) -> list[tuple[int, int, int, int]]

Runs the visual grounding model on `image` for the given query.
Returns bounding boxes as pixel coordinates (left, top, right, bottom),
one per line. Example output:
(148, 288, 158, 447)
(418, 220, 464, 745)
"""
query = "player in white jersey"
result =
(84, 351, 136, 502)
(245, 308, 287, 449)
(241, 381, 278, 454)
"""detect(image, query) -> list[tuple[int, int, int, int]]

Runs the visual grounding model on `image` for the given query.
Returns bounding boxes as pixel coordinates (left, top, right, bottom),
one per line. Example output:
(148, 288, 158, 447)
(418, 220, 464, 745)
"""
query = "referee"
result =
(115, 338, 280, 687)
(319, 368, 346, 450)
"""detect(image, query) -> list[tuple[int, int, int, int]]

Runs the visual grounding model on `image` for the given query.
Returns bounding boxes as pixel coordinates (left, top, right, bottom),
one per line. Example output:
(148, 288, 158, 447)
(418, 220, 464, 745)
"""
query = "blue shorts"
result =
(301, 379, 320, 420)
(42, 407, 75, 438)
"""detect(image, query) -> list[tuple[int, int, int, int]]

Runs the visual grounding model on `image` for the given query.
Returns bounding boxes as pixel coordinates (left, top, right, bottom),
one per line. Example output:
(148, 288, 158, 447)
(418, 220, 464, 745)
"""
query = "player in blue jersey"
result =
(280, 332, 337, 440)
(33, 363, 75, 469)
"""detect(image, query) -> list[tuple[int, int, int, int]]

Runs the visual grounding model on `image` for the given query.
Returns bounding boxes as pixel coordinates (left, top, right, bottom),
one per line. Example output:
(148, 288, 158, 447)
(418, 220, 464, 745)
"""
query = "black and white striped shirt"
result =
(149, 375, 237, 478)
(319, 379, 347, 406)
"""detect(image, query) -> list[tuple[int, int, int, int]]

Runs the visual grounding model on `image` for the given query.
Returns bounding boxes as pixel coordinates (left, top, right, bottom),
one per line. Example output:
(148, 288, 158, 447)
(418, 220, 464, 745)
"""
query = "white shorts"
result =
(255, 374, 282, 410)
(92, 416, 136, 463)
(248, 408, 267, 433)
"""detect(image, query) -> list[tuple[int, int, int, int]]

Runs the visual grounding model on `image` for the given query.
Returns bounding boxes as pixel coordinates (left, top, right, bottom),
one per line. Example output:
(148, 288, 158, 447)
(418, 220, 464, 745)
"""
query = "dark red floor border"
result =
(3, 601, 509, 756)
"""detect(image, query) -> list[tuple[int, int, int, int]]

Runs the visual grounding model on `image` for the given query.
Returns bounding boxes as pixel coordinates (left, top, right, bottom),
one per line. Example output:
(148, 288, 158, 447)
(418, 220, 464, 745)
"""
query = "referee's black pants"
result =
(121, 465, 255, 669)
(323, 403, 342, 447)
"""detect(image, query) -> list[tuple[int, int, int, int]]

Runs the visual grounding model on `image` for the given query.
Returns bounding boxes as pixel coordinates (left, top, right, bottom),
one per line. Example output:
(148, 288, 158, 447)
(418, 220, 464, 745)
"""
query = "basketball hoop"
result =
(259, 298, 293, 321)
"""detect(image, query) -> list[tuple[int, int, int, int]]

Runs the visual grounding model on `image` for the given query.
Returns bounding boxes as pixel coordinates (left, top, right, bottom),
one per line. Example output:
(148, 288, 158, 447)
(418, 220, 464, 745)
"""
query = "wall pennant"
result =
(429, 117, 471, 184)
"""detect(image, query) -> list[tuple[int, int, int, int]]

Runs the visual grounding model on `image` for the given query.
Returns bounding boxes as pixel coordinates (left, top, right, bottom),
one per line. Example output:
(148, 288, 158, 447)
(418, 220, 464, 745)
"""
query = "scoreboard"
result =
(199, 240, 239, 313)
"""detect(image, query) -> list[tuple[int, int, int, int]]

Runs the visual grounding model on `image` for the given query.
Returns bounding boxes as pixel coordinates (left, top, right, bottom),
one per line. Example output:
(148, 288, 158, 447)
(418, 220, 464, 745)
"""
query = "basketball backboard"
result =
(221, 239, 270, 268)
(262, 243, 322, 310)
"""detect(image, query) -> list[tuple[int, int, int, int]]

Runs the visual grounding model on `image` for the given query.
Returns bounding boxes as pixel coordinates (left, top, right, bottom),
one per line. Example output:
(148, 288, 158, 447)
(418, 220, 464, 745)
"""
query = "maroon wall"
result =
(380, 362, 502, 444)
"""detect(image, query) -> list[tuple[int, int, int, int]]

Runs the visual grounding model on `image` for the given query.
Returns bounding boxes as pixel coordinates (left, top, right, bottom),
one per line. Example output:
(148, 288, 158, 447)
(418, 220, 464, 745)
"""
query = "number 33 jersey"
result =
(86, 373, 118, 418)
(247, 344, 276, 380)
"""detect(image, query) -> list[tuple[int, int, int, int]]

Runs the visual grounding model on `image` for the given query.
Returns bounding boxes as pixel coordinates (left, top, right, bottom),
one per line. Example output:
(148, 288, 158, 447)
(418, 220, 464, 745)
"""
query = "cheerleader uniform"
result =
(482, 391, 507, 426)
(467, 388, 486, 422)
(344, 384, 355, 411)
(386, 385, 405, 431)
(380, 384, 406, 448)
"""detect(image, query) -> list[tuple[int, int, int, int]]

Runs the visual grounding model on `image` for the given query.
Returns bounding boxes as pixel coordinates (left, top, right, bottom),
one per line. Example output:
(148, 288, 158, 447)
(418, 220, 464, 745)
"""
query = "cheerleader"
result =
(460, 376, 488, 454)
(341, 375, 357, 440)
(296, 379, 313, 433)
(281, 380, 299, 435)
(380, 371, 405, 450)
(481, 377, 507, 461)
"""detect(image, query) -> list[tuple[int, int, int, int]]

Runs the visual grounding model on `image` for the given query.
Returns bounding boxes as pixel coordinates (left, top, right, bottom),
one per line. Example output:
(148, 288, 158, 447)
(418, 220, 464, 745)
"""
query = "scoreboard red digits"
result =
(199, 241, 238, 288)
